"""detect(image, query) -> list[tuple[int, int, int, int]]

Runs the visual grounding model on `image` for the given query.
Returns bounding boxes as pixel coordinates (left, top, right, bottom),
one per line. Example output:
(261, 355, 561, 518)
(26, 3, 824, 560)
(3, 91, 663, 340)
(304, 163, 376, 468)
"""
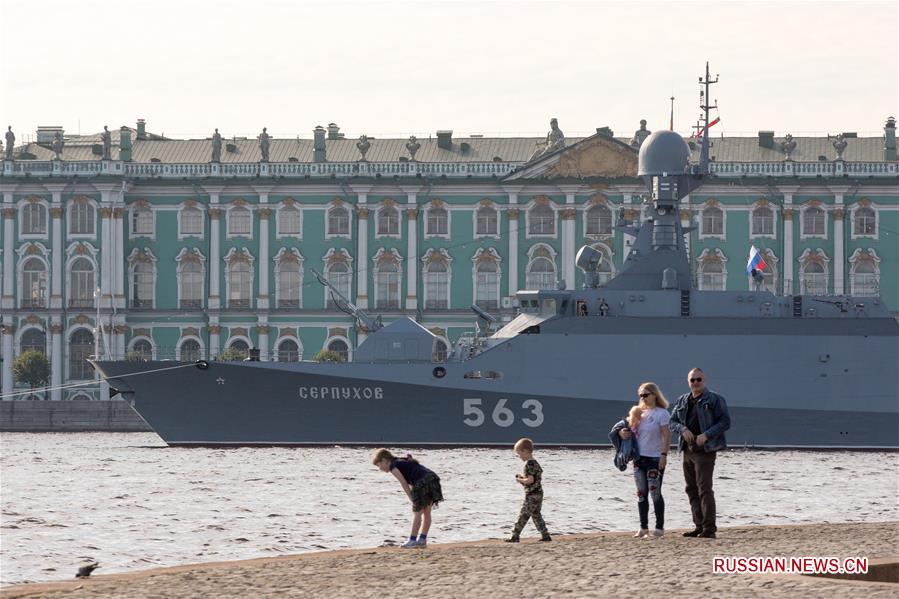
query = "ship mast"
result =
(697, 61, 718, 175)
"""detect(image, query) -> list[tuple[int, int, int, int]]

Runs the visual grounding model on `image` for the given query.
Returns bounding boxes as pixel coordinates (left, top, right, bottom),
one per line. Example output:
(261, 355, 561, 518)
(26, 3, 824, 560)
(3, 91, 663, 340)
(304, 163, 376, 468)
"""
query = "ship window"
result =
(464, 370, 502, 379)
(540, 298, 557, 316)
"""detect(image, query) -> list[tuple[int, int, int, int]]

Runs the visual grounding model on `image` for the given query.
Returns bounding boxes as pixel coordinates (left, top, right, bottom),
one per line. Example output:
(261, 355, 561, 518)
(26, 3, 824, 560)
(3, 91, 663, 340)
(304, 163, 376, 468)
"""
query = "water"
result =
(1, 433, 897, 586)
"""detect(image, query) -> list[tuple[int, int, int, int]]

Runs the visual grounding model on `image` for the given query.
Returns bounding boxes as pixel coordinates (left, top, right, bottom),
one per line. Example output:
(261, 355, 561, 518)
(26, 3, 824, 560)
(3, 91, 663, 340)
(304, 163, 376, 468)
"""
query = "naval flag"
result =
(746, 245, 767, 275)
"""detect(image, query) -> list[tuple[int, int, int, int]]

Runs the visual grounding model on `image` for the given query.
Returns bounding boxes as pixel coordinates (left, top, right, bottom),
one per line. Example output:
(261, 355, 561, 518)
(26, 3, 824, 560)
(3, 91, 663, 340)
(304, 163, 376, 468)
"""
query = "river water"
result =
(1, 432, 896, 585)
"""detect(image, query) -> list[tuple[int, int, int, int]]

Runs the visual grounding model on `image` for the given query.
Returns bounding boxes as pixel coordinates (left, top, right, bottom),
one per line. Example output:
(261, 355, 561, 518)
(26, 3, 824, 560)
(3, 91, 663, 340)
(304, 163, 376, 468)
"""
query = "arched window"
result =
(751, 205, 774, 236)
(698, 260, 726, 291)
(227, 338, 249, 360)
(22, 257, 48, 308)
(377, 205, 399, 236)
(69, 329, 94, 380)
(70, 201, 95, 235)
(802, 207, 825, 236)
(801, 262, 827, 295)
(585, 205, 612, 236)
(424, 259, 449, 309)
(328, 206, 350, 236)
(229, 206, 251, 236)
(179, 205, 203, 236)
(179, 338, 201, 362)
(179, 259, 204, 309)
(475, 260, 500, 310)
(130, 339, 153, 360)
(20, 329, 47, 354)
(433, 339, 448, 363)
(131, 261, 154, 308)
(278, 205, 301, 236)
(375, 260, 401, 309)
(22, 203, 47, 235)
(476, 206, 498, 236)
(275, 253, 302, 308)
(227, 260, 252, 308)
(854, 206, 876, 236)
(325, 261, 351, 309)
(426, 207, 448, 236)
(526, 257, 556, 290)
(528, 204, 555, 235)
(850, 260, 877, 296)
(69, 257, 95, 308)
(278, 339, 300, 362)
(327, 338, 349, 362)
(131, 206, 154, 235)
(701, 206, 724, 236)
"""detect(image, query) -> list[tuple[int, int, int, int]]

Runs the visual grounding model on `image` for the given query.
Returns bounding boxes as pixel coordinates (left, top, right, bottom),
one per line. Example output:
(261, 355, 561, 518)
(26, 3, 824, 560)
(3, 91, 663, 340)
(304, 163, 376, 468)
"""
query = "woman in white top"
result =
(620, 382, 671, 538)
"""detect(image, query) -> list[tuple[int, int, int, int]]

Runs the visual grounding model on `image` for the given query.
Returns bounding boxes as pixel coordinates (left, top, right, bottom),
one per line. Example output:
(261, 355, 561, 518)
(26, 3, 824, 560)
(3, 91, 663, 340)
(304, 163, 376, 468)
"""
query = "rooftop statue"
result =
(4, 126, 13, 160)
(52, 131, 65, 160)
(100, 126, 112, 160)
(406, 135, 421, 161)
(211, 128, 222, 163)
(258, 127, 271, 162)
(780, 133, 796, 160)
(530, 118, 565, 161)
(832, 133, 847, 160)
(357, 134, 371, 161)
(630, 119, 652, 148)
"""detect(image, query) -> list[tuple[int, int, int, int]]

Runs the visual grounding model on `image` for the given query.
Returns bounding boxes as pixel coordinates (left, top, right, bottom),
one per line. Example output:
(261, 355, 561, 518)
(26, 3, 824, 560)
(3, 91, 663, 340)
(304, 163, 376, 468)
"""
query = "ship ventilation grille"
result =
(793, 295, 803, 318)
(680, 290, 690, 317)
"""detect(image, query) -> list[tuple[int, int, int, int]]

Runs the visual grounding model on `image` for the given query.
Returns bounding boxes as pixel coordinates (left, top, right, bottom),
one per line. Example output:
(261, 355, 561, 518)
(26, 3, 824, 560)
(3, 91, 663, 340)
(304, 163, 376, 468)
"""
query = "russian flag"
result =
(746, 245, 767, 275)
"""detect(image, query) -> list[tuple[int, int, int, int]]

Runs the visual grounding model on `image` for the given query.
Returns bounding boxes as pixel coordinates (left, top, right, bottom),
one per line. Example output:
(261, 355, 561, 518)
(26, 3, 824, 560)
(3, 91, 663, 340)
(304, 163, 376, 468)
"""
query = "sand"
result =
(3, 522, 897, 599)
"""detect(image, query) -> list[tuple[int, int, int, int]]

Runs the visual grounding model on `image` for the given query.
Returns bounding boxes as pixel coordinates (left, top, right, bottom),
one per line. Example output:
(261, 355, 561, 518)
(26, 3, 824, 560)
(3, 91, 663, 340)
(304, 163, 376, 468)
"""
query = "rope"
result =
(0, 362, 198, 400)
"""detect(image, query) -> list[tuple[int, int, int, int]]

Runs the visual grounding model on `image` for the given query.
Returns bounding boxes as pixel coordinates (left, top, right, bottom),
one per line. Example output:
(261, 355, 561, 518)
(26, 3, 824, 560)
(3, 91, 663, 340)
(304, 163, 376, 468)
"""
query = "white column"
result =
(356, 194, 369, 309)
(507, 191, 519, 294)
(113, 204, 125, 310)
(621, 194, 635, 259)
(209, 197, 221, 310)
(561, 191, 576, 289)
(833, 195, 845, 295)
(2, 323, 13, 396)
(209, 323, 221, 359)
(2, 199, 14, 311)
(783, 193, 794, 295)
(50, 321, 62, 400)
(405, 192, 418, 310)
(258, 324, 270, 361)
(50, 196, 63, 309)
(257, 198, 270, 310)
(99, 191, 112, 308)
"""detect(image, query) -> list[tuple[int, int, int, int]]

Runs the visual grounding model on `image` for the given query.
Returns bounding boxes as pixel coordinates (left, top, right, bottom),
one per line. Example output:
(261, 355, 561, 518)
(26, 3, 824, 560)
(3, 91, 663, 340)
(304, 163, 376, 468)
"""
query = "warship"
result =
(91, 77, 899, 449)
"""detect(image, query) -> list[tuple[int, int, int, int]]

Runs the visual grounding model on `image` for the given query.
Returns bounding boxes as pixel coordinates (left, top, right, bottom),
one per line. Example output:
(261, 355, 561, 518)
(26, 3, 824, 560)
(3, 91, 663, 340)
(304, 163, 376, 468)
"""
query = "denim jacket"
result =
(669, 389, 731, 452)
(609, 418, 640, 471)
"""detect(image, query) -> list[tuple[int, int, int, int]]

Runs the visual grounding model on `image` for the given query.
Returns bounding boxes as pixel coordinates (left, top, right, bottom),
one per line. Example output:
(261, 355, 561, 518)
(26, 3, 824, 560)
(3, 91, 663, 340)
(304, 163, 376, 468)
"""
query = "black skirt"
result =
(411, 472, 444, 512)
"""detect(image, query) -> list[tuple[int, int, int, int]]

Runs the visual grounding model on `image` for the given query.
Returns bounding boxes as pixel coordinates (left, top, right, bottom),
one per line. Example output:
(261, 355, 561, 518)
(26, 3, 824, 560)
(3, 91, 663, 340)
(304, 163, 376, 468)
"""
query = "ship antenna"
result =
(697, 61, 718, 175)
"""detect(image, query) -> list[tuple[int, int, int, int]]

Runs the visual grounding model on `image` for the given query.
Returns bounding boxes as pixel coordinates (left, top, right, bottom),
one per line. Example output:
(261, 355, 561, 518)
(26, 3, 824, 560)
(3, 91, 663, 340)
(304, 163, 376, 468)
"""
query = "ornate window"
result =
(746, 248, 779, 293)
(525, 244, 557, 290)
(849, 248, 880, 296)
(277, 338, 301, 362)
(20, 328, 47, 355)
(853, 206, 876, 237)
(131, 204, 154, 236)
(585, 204, 612, 236)
(798, 249, 830, 295)
(528, 203, 555, 236)
(422, 248, 451, 309)
(278, 204, 301, 236)
(326, 338, 349, 362)
(377, 204, 400, 236)
(69, 257, 95, 308)
(175, 248, 205, 309)
(179, 204, 203, 237)
(274, 248, 303, 308)
(22, 202, 47, 235)
(21, 257, 48, 308)
(373, 248, 402, 309)
(701, 205, 724, 237)
(696, 249, 728, 291)
(228, 205, 252, 236)
(178, 338, 202, 362)
(69, 199, 95, 235)
(327, 205, 350, 236)
(750, 204, 775, 237)
(426, 205, 449, 237)
(127, 249, 156, 309)
(801, 206, 826, 237)
(224, 248, 254, 309)
(475, 205, 498, 237)
(129, 338, 153, 360)
(69, 329, 94, 380)
(227, 338, 250, 360)
(323, 248, 353, 309)
(472, 251, 503, 311)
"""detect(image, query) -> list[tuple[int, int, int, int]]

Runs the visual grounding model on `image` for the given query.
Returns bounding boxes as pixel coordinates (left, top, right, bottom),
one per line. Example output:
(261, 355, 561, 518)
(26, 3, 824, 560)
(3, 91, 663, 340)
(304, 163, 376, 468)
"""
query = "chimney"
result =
(758, 131, 775, 149)
(436, 130, 453, 150)
(595, 126, 614, 138)
(327, 123, 341, 140)
(119, 127, 133, 161)
(885, 116, 896, 161)
(313, 125, 327, 162)
(136, 119, 146, 139)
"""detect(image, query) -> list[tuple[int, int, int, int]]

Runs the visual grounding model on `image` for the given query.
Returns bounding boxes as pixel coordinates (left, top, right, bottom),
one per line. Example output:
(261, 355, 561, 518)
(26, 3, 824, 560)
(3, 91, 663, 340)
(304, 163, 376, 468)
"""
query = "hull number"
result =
(463, 398, 544, 428)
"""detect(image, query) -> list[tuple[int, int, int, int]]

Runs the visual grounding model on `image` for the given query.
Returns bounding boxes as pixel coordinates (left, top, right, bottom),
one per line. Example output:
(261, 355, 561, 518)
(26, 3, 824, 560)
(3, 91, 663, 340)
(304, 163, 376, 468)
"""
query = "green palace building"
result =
(1, 117, 897, 400)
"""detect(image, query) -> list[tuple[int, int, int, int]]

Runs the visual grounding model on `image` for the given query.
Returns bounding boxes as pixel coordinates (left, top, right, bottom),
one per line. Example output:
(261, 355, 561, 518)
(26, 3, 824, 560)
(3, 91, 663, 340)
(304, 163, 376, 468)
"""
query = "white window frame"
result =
(68, 198, 97, 238)
(424, 204, 451, 239)
(749, 204, 777, 240)
(799, 204, 827, 240)
(421, 248, 452, 309)
(276, 204, 302, 239)
(696, 248, 728, 291)
(323, 248, 353, 309)
(583, 204, 613, 237)
(699, 204, 726, 240)
(274, 335, 303, 362)
(473, 204, 499, 239)
(848, 248, 881, 296)
(589, 242, 616, 286)
(525, 243, 558, 290)
(66, 326, 95, 380)
(176, 336, 205, 361)
(797, 248, 830, 296)
(471, 247, 502, 310)
(525, 202, 558, 239)
(175, 248, 206, 310)
(66, 254, 97, 309)
(324, 335, 352, 362)
(375, 204, 401, 239)
(223, 248, 255, 309)
(851, 204, 878, 240)
(326, 204, 352, 239)
(127, 248, 157, 309)
(129, 205, 155, 239)
(178, 204, 205, 239)
(127, 336, 157, 360)
(372, 248, 403, 310)
(273, 247, 304, 309)
(20, 200, 49, 238)
(226, 205, 253, 239)
(16, 246, 50, 309)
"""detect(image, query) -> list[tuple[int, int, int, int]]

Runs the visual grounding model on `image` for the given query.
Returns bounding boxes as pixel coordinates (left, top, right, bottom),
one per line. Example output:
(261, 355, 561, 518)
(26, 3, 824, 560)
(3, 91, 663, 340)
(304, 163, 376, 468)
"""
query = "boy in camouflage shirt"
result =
(505, 438, 552, 542)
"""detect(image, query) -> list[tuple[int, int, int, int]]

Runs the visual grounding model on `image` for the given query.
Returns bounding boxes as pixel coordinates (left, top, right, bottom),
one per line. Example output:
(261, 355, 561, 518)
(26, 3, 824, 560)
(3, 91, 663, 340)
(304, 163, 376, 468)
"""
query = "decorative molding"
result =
(279, 327, 298, 337)
(405, 208, 419, 219)
(222, 247, 255, 264)
(429, 327, 446, 337)
(357, 207, 370, 219)
(507, 208, 520, 218)
(471, 246, 503, 264)
(114, 325, 129, 334)
(323, 247, 353, 265)
(72, 314, 90, 325)
(833, 208, 844, 220)
(783, 208, 794, 220)
(257, 325, 271, 334)
(372, 246, 403, 265)
(232, 198, 247, 208)
(258, 207, 271, 219)
(99, 207, 112, 218)
(697, 248, 728, 263)
(50, 206, 64, 218)
(133, 328, 152, 337)
(560, 208, 577, 220)
(24, 314, 42, 325)
(381, 198, 396, 207)
(797, 247, 831, 265)
(421, 247, 453, 265)
(1, 324, 15, 335)
(208, 208, 221, 219)
(231, 327, 248, 337)
(49, 324, 63, 334)
(127, 247, 158, 264)
(329, 327, 348, 338)
(207, 325, 222, 334)
(2, 208, 16, 218)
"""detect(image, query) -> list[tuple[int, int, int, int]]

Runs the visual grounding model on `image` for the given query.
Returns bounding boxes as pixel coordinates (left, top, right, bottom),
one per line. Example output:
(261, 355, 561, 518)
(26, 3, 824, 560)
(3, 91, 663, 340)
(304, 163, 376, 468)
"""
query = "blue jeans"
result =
(634, 456, 664, 530)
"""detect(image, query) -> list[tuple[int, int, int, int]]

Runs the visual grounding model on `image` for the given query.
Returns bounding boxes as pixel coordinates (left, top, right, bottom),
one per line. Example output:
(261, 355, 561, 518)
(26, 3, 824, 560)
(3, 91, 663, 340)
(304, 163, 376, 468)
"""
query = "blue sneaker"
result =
(400, 539, 421, 548)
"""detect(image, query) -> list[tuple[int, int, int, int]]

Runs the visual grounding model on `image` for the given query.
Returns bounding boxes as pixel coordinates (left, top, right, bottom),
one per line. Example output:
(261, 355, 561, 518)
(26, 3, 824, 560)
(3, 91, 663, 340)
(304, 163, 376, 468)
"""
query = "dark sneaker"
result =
(540, 534, 552, 542)
(699, 530, 717, 539)
(504, 535, 520, 543)
(682, 529, 703, 537)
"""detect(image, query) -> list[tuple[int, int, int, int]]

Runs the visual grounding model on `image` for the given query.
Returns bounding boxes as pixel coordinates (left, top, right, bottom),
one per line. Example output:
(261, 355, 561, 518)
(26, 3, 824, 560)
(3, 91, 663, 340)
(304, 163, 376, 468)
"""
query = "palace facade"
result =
(1, 118, 897, 399)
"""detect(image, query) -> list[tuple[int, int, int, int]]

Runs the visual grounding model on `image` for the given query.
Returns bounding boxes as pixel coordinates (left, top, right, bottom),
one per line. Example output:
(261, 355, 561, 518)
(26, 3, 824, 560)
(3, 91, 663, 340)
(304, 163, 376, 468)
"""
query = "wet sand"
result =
(3, 522, 897, 598)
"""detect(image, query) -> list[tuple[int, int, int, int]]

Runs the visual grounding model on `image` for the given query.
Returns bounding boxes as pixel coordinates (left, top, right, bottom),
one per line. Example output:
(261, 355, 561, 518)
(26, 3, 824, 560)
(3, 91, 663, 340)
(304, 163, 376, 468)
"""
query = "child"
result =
(505, 438, 552, 542)
(372, 448, 444, 548)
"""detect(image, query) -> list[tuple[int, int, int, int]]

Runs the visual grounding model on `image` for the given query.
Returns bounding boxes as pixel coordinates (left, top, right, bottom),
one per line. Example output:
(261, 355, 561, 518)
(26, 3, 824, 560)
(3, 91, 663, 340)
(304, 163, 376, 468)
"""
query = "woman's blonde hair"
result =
(638, 382, 669, 409)
(627, 405, 643, 429)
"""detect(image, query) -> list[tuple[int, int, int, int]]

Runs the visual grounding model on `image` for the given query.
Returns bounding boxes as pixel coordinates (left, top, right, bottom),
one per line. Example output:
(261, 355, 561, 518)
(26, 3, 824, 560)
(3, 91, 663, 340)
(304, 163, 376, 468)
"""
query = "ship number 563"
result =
(462, 398, 544, 428)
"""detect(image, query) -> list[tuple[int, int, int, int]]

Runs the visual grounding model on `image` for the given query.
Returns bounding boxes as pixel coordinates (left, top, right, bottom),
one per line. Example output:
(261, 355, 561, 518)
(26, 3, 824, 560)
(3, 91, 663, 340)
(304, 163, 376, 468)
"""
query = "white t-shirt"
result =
(635, 407, 671, 458)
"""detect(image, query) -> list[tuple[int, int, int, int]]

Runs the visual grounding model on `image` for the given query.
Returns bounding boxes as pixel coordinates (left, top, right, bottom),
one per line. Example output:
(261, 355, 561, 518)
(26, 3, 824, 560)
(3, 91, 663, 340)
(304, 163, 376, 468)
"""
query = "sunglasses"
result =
(690, 377, 703, 383)
(638, 392, 653, 398)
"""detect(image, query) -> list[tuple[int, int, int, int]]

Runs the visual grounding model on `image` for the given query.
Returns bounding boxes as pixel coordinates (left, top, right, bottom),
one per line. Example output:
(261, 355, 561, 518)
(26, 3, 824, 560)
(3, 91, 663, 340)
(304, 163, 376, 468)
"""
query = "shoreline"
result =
(3, 522, 897, 598)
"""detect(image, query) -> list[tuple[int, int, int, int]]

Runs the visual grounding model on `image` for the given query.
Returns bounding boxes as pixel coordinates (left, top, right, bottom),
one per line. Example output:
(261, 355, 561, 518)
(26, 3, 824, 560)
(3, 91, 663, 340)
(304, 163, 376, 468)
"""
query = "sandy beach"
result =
(2, 522, 896, 598)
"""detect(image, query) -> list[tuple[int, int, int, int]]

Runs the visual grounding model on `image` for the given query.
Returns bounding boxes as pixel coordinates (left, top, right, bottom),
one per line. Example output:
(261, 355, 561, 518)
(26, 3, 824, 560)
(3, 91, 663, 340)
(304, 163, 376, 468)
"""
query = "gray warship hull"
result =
(92, 315, 899, 448)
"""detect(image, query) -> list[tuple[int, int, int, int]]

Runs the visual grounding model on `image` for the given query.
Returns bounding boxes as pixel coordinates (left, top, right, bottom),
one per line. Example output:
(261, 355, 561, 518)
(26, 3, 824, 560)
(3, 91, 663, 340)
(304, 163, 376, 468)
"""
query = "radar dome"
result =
(637, 130, 690, 176)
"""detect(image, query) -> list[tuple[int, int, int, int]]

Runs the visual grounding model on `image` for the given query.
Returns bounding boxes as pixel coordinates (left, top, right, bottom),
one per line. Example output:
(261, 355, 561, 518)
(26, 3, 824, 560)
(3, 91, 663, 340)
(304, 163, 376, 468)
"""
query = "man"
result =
(669, 367, 730, 538)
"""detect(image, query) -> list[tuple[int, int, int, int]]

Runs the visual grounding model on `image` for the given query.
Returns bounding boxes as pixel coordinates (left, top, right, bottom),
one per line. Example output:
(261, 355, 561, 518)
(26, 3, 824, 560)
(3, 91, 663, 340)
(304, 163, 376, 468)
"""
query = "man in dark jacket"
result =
(669, 367, 731, 539)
